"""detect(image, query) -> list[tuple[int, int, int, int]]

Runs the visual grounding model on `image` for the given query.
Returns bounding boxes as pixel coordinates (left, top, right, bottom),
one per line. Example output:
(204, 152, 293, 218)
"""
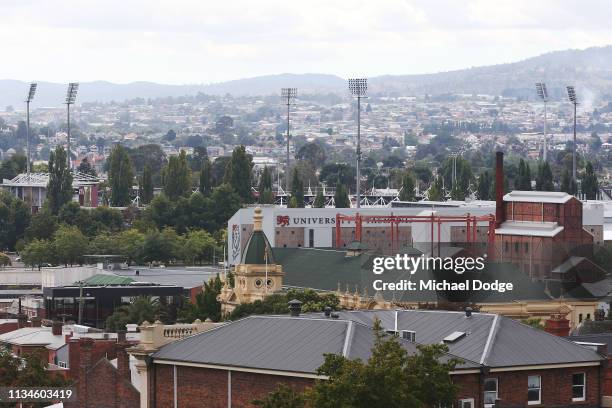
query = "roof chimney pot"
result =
(288, 299, 302, 317)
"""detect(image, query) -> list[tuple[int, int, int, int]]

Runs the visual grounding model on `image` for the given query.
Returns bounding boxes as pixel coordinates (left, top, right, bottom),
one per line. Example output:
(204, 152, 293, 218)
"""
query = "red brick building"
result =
(138, 308, 607, 408)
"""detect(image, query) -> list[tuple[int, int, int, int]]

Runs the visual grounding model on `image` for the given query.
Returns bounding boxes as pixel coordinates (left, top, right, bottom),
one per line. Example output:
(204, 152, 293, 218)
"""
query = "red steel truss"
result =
(335, 212, 497, 258)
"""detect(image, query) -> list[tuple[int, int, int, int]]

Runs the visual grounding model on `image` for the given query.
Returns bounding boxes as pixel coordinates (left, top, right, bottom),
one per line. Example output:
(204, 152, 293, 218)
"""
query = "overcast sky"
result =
(2, 0, 611, 84)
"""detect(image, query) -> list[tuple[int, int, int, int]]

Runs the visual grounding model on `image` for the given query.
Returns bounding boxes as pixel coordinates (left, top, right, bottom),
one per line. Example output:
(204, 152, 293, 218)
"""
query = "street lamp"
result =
(65, 83, 79, 169)
(348, 78, 367, 208)
(535, 82, 549, 161)
(25, 83, 37, 174)
(280, 88, 297, 195)
(566, 86, 578, 182)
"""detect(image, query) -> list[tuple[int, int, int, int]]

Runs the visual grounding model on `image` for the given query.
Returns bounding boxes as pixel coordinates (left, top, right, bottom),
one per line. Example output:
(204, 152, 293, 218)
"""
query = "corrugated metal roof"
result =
(153, 314, 478, 373)
(80, 274, 135, 286)
(320, 310, 603, 368)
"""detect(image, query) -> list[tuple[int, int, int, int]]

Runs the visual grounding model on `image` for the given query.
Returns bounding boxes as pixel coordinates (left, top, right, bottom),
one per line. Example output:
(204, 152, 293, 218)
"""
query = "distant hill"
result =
(369, 46, 612, 102)
(2, 46, 612, 108)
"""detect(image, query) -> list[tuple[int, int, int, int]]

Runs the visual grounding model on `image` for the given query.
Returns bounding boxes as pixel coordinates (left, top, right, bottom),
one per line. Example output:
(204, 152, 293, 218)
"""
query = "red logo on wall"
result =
(276, 215, 290, 227)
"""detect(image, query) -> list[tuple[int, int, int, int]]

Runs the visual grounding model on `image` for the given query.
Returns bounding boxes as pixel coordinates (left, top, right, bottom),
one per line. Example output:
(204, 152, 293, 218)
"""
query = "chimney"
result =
(544, 315, 570, 337)
(465, 307, 473, 318)
(115, 343, 131, 383)
(17, 313, 28, 329)
(52, 321, 63, 336)
(288, 299, 302, 317)
(324, 306, 332, 318)
(495, 151, 505, 228)
(78, 338, 94, 408)
(117, 329, 127, 343)
(30, 316, 42, 327)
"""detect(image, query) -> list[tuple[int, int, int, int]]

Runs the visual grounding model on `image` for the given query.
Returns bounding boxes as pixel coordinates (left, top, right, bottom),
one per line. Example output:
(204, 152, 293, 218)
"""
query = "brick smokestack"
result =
(495, 151, 505, 228)
(17, 314, 28, 329)
(116, 342, 131, 383)
(544, 315, 570, 337)
(30, 317, 41, 327)
(77, 338, 94, 408)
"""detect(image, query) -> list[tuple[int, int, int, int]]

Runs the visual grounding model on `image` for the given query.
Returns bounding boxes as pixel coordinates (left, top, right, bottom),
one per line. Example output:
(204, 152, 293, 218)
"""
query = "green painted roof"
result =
(241, 230, 276, 265)
(80, 274, 135, 286)
(274, 247, 607, 303)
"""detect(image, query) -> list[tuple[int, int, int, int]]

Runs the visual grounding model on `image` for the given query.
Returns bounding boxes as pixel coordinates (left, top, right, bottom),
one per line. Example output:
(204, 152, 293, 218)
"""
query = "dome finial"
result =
(253, 207, 263, 231)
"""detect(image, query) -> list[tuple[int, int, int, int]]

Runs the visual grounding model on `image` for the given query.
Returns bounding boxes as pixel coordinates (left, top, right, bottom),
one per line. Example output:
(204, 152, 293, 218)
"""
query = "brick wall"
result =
(455, 366, 602, 408)
(153, 364, 314, 408)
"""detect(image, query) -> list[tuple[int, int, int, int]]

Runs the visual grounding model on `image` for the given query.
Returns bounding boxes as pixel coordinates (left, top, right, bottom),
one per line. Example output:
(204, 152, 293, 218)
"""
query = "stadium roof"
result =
(2, 171, 99, 187)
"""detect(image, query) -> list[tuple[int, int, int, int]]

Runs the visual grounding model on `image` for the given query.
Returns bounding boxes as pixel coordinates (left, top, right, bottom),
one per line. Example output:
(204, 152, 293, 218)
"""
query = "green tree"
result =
(535, 161, 554, 191)
(141, 163, 154, 205)
(108, 144, 135, 206)
(25, 210, 58, 241)
(561, 169, 578, 195)
(199, 158, 213, 196)
(516, 159, 532, 190)
(46, 146, 73, 214)
(180, 230, 216, 265)
(206, 184, 243, 231)
(21, 239, 54, 269)
(296, 142, 327, 168)
(178, 275, 223, 323)
(582, 161, 599, 200)
(291, 168, 305, 208)
(399, 172, 415, 201)
(261, 319, 460, 408)
(476, 171, 493, 200)
(253, 384, 306, 408)
(105, 296, 160, 332)
(0, 348, 68, 388)
(313, 189, 325, 208)
(54, 224, 89, 266)
(163, 150, 191, 200)
(142, 227, 180, 264)
(90, 233, 122, 255)
(118, 229, 146, 265)
(77, 157, 97, 176)
(0, 191, 30, 250)
(224, 146, 253, 203)
(334, 184, 350, 208)
(258, 165, 273, 204)
(427, 176, 444, 201)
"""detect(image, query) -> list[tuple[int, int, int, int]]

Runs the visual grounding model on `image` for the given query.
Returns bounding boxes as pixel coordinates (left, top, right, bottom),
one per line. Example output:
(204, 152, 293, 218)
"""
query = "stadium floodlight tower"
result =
(348, 78, 367, 208)
(566, 86, 578, 182)
(65, 82, 79, 169)
(281, 87, 297, 193)
(25, 83, 37, 174)
(535, 82, 549, 161)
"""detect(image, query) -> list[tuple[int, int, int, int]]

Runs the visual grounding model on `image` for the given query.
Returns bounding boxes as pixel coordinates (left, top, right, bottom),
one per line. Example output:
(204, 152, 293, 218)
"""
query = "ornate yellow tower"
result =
(219, 207, 283, 313)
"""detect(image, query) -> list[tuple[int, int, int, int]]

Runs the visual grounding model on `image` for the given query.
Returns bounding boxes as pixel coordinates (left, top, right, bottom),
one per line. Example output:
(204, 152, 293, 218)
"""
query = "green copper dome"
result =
(241, 230, 276, 265)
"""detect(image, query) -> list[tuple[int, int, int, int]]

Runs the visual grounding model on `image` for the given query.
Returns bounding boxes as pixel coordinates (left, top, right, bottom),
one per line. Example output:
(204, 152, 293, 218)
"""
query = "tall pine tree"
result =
(291, 168, 304, 208)
(108, 144, 135, 206)
(334, 184, 350, 208)
(258, 166, 273, 204)
(46, 146, 73, 214)
(199, 158, 213, 196)
(535, 161, 554, 191)
(163, 150, 191, 200)
(224, 146, 253, 204)
(581, 161, 599, 199)
(141, 163, 154, 205)
(399, 172, 416, 201)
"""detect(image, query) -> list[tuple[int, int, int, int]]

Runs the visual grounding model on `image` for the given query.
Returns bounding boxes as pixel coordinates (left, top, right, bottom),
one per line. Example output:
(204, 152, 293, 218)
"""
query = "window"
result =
(528, 375, 541, 405)
(524, 242, 529, 253)
(514, 242, 519, 252)
(309, 229, 314, 248)
(458, 399, 474, 408)
(504, 242, 509, 252)
(401, 330, 416, 342)
(483, 378, 498, 407)
(572, 373, 585, 401)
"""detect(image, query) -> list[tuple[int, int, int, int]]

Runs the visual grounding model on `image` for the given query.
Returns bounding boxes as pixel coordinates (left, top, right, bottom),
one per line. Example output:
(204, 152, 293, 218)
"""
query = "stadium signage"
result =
(276, 215, 336, 227)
